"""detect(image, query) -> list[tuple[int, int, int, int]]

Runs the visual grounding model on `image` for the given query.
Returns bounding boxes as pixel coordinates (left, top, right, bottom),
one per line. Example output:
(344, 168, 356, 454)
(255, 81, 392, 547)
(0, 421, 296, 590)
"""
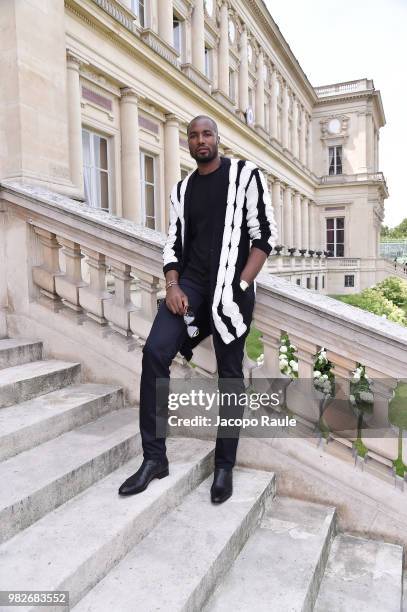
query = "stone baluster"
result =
(286, 336, 320, 427)
(129, 271, 161, 340)
(32, 228, 63, 304)
(78, 248, 112, 325)
(103, 259, 137, 338)
(251, 324, 283, 396)
(54, 238, 87, 311)
(0, 204, 8, 337)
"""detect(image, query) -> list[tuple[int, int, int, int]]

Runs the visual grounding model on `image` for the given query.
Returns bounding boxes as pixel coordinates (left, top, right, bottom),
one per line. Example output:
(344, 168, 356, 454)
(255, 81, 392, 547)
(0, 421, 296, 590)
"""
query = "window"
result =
(140, 152, 156, 230)
(204, 46, 212, 79)
(345, 274, 354, 288)
(306, 277, 311, 289)
(229, 69, 236, 101)
(315, 276, 318, 290)
(131, 0, 145, 27)
(322, 275, 325, 289)
(173, 16, 182, 55)
(328, 145, 342, 175)
(296, 279, 301, 286)
(82, 129, 111, 211)
(326, 217, 345, 257)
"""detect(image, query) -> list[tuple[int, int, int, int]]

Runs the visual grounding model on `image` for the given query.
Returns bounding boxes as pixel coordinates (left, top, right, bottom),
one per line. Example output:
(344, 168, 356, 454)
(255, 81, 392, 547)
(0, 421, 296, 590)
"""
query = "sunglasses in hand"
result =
(183, 305, 199, 338)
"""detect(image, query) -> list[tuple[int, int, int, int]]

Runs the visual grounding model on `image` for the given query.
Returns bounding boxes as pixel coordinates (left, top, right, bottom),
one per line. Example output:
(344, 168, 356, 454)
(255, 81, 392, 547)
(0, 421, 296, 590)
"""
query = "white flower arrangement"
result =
(279, 334, 298, 378)
(313, 347, 335, 398)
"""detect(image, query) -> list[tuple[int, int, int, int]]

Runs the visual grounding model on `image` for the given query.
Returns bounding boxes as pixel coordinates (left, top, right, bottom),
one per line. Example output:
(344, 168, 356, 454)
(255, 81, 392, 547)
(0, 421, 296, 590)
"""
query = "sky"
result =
(264, 0, 407, 227)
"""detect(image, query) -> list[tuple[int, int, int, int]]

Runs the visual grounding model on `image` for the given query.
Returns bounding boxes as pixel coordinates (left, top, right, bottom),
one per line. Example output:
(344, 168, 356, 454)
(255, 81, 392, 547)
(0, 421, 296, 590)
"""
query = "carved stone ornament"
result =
(320, 115, 350, 142)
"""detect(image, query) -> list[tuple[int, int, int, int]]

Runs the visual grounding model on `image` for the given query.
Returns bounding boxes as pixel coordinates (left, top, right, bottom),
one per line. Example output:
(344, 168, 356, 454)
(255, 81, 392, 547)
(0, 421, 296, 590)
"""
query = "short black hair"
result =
(187, 115, 218, 136)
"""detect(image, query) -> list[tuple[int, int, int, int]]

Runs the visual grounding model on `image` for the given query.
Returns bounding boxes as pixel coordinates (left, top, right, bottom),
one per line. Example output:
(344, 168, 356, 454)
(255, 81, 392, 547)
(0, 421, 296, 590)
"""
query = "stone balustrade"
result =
(1, 180, 406, 483)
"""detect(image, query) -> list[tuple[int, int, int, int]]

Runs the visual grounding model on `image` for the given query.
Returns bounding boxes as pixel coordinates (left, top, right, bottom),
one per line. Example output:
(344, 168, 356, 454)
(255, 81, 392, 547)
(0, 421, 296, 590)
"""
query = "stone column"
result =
(300, 107, 307, 165)
(238, 27, 249, 113)
(66, 51, 84, 196)
(0, 0, 75, 195)
(283, 185, 293, 250)
(120, 88, 141, 223)
(301, 196, 309, 251)
(146, 0, 158, 31)
(255, 50, 265, 128)
(292, 97, 299, 158)
(158, 0, 173, 46)
(164, 113, 181, 226)
(282, 82, 289, 149)
(271, 179, 281, 243)
(293, 191, 302, 249)
(191, 0, 205, 74)
(309, 201, 318, 251)
(270, 69, 279, 140)
(307, 115, 313, 171)
(218, 1, 229, 96)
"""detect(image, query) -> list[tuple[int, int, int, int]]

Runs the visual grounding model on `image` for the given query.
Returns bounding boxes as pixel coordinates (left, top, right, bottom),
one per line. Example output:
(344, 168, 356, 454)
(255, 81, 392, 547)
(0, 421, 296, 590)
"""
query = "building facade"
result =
(0, 0, 388, 293)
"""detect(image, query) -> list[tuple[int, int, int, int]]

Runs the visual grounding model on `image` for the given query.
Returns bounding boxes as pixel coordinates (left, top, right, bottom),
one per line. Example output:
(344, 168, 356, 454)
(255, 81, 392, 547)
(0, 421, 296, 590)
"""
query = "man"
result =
(119, 115, 278, 503)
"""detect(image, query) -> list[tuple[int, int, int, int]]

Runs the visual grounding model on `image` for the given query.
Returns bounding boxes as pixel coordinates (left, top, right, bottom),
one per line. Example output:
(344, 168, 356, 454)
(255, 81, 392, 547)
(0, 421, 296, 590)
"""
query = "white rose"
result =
(279, 359, 288, 369)
(314, 371, 321, 378)
(280, 346, 288, 353)
(291, 345, 297, 350)
(321, 374, 328, 380)
(291, 362, 298, 372)
(349, 394, 356, 404)
(353, 373, 360, 381)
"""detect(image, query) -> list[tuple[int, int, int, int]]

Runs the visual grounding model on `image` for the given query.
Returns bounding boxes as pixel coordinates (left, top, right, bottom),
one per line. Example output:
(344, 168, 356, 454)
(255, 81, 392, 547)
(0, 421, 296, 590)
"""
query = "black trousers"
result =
(139, 276, 250, 470)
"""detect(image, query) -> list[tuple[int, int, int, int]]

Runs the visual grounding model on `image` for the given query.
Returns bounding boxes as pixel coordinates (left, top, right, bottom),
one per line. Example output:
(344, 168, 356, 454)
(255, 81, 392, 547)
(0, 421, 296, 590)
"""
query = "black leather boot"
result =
(210, 468, 233, 504)
(118, 459, 169, 496)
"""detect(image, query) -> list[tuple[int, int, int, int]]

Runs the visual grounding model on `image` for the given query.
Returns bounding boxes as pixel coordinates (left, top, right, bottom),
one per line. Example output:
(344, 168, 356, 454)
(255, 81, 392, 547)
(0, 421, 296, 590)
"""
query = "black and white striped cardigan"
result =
(163, 158, 278, 345)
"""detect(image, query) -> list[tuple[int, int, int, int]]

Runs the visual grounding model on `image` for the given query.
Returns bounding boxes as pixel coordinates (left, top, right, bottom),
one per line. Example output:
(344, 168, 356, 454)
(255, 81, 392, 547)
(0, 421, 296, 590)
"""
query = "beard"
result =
(192, 147, 218, 163)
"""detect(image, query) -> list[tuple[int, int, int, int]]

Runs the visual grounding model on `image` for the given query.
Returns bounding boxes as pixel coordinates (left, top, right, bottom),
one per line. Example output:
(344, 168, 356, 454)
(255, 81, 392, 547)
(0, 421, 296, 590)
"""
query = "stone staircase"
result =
(0, 337, 404, 612)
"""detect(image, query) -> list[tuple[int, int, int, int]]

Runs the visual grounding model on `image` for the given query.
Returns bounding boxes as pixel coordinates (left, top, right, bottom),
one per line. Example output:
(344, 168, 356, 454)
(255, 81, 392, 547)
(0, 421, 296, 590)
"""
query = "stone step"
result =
(0, 408, 140, 544)
(74, 467, 275, 612)
(205, 496, 336, 612)
(0, 359, 81, 408)
(0, 337, 43, 370)
(0, 383, 124, 461)
(314, 533, 403, 612)
(0, 438, 214, 611)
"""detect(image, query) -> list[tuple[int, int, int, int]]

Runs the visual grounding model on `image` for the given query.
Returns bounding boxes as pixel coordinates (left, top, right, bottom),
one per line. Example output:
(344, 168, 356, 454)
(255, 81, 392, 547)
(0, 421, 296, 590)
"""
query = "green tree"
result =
(376, 277, 407, 307)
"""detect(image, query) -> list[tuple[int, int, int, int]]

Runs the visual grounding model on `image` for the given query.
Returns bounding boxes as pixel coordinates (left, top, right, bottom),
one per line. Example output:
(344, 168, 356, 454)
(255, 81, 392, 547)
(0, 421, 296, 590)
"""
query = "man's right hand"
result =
(165, 285, 189, 316)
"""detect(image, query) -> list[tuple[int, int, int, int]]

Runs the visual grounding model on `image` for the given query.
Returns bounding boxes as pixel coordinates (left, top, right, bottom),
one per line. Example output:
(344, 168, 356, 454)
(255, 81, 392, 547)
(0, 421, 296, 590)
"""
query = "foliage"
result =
(245, 326, 263, 361)
(336, 288, 407, 325)
(375, 276, 407, 307)
(279, 334, 298, 378)
(381, 217, 407, 239)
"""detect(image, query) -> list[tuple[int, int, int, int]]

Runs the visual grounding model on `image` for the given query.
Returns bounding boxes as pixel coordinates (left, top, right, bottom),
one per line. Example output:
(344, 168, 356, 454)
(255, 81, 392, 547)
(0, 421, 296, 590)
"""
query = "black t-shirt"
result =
(182, 157, 229, 288)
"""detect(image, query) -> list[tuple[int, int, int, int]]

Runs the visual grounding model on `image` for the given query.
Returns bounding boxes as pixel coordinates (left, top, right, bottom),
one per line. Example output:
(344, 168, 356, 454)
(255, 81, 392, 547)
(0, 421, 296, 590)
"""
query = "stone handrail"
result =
(320, 172, 385, 185)
(315, 79, 374, 97)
